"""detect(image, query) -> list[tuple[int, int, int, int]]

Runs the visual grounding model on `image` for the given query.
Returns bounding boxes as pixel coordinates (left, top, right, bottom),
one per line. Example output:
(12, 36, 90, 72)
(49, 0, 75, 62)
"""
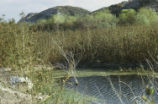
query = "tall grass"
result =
(0, 23, 43, 72)
(34, 24, 158, 66)
(1, 22, 158, 104)
(1, 23, 158, 69)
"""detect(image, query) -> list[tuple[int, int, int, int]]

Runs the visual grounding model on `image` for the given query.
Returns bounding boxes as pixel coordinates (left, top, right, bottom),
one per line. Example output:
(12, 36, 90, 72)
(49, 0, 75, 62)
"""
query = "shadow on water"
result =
(65, 75, 158, 104)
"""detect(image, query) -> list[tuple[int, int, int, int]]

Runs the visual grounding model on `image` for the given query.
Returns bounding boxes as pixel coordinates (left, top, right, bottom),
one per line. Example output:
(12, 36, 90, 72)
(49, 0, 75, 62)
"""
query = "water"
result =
(65, 75, 158, 104)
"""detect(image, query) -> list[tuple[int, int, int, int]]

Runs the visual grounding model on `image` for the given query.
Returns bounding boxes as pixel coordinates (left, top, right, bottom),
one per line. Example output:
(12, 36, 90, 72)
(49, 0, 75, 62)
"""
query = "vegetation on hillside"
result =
(20, 6, 90, 23)
(33, 7, 158, 31)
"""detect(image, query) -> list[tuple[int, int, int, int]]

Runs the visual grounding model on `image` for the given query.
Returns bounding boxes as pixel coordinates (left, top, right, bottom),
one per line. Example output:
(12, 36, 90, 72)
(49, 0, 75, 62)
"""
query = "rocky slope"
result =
(20, 6, 90, 23)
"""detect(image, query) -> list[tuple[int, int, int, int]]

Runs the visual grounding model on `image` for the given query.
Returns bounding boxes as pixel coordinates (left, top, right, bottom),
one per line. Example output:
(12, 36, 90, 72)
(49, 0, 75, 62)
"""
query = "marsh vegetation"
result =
(1, 7, 158, 104)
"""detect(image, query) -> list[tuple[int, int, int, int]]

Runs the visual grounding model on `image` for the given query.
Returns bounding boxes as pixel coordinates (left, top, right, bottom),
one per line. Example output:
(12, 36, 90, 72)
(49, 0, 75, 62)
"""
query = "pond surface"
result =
(65, 75, 158, 104)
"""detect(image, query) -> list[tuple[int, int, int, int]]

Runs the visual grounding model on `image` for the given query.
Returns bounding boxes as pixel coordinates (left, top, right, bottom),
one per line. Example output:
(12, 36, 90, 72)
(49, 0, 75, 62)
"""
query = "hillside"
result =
(93, 0, 158, 16)
(20, 6, 90, 22)
(20, 0, 158, 22)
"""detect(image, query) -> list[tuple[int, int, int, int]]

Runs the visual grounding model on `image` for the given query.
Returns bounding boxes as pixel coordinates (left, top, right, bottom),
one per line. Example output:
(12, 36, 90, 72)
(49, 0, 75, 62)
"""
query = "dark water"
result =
(65, 75, 158, 104)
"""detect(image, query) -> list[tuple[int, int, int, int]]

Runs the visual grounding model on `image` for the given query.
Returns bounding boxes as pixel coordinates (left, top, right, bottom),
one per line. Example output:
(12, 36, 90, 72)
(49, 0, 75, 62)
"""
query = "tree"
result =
(118, 9, 136, 24)
(94, 10, 118, 27)
(77, 10, 117, 28)
(136, 8, 158, 25)
(46, 14, 77, 25)
(52, 14, 66, 24)
(64, 15, 77, 25)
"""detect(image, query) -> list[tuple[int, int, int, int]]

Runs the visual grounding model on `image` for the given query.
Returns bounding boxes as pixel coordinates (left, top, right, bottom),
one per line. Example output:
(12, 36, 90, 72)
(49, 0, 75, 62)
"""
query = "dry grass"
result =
(1, 22, 158, 104)
(1, 23, 158, 69)
(33, 24, 158, 66)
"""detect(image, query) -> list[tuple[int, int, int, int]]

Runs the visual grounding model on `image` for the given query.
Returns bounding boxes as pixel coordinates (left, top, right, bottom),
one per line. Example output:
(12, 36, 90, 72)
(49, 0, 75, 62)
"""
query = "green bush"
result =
(38, 14, 77, 25)
(36, 14, 78, 31)
(118, 8, 158, 25)
(53, 14, 66, 24)
(76, 10, 117, 28)
(37, 19, 47, 24)
(93, 10, 118, 27)
(118, 9, 137, 24)
(136, 8, 158, 25)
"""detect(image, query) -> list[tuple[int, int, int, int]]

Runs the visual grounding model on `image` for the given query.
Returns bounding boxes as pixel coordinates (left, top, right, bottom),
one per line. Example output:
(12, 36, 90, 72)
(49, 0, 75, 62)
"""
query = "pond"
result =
(65, 75, 158, 104)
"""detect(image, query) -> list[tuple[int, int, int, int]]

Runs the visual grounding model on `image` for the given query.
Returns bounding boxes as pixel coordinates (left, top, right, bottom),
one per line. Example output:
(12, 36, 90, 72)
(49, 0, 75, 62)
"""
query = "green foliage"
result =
(141, 85, 155, 104)
(36, 8, 158, 29)
(78, 10, 117, 28)
(76, 15, 94, 28)
(118, 8, 158, 25)
(38, 14, 77, 25)
(93, 10, 118, 27)
(37, 19, 47, 24)
(53, 14, 66, 24)
(145, 85, 154, 96)
(64, 15, 77, 25)
(136, 8, 158, 25)
(118, 9, 137, 24)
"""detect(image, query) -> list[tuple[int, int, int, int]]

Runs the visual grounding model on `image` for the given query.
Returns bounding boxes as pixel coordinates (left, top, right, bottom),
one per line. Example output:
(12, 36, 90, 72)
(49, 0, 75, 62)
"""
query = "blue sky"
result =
(0, 0, 127, 21)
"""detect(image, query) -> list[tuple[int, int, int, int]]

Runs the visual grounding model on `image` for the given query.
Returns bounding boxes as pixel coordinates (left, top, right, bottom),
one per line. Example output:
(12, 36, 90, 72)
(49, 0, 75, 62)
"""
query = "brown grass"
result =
(1, 23, 158, 70)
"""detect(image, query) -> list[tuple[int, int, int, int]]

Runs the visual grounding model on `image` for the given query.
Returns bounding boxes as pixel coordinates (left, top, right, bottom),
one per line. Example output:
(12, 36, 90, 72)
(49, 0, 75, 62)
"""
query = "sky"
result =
(0, 0, 127, 21)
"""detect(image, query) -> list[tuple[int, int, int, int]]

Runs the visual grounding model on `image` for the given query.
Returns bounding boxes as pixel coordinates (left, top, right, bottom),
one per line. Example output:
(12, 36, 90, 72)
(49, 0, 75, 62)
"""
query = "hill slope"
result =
(20, 0, 158, 22)
(20, 6, 90, 22)
(93, 0, 158, 16)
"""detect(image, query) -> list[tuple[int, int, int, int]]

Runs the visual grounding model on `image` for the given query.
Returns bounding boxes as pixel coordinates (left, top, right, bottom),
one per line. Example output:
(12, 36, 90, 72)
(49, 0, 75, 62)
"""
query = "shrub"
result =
(118, 9, 137, 24)
(52, 14, 66, 24)
(93, 10, 118, 27)
(136, 8, 158, 25)
(76, 10, 117, 28)
(36, 14, 78, 31)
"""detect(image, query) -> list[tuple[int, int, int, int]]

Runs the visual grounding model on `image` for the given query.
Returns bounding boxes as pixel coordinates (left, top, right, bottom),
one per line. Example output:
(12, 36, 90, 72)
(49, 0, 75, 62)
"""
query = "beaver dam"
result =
(65, 75, 158, 104)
